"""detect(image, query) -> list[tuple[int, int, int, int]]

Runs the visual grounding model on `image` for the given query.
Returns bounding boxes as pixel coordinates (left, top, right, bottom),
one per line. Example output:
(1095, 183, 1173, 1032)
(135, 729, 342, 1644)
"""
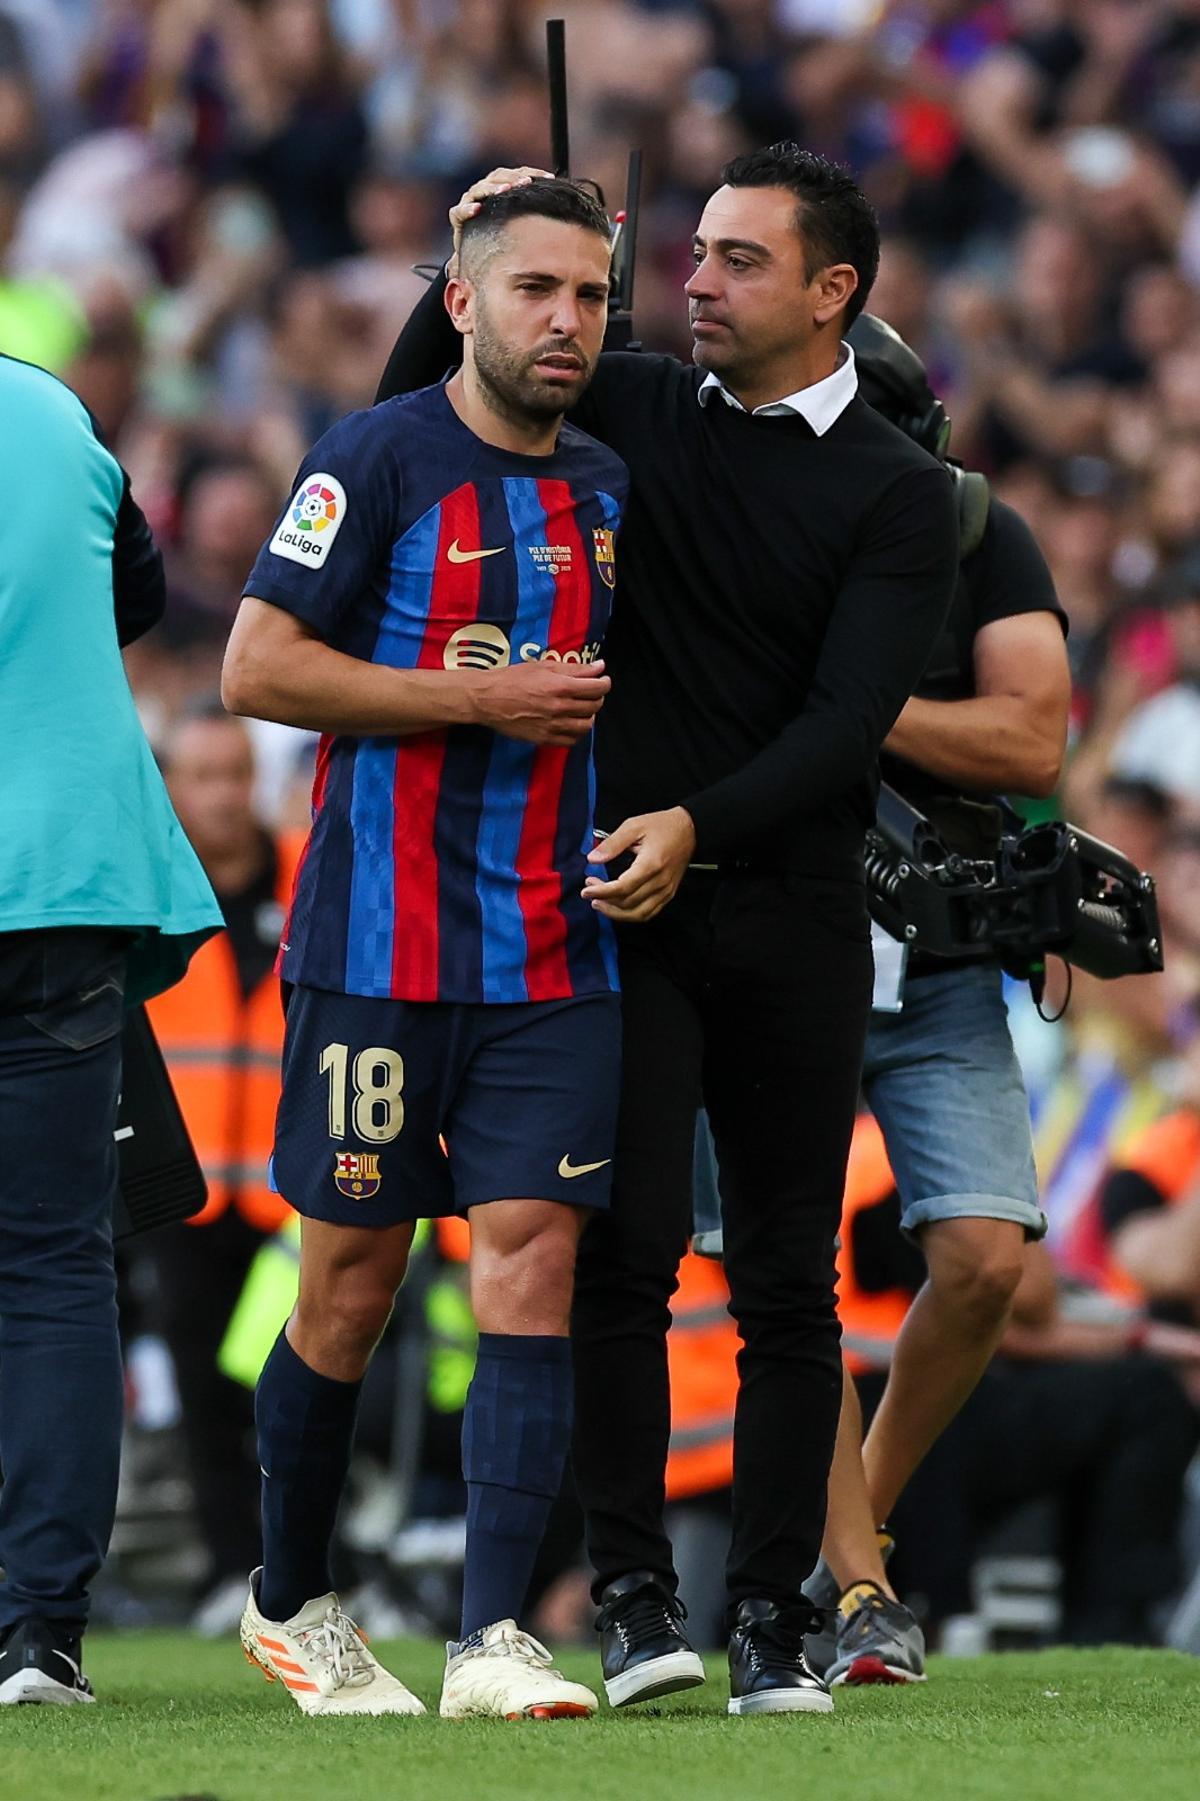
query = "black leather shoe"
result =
(596, 1570, 707, 1707)
(0, 1619, 95, 1706)
(727, 1598, 834, 1715)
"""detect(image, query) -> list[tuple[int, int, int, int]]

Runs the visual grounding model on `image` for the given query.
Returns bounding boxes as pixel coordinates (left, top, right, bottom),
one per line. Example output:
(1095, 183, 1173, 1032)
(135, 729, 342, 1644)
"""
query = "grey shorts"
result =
(861, 961, 1045, 1240)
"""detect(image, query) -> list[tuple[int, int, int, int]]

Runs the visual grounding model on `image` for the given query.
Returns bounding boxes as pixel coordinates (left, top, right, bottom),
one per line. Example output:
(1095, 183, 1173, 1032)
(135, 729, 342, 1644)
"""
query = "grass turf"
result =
(2, 1636, 1197, 1801)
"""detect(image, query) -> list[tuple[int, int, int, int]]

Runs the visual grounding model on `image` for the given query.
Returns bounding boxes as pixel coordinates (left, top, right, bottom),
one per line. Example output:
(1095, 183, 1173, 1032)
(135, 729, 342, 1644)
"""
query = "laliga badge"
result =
(334, 1151, 381, 1199)
(270, 472, 347, 569)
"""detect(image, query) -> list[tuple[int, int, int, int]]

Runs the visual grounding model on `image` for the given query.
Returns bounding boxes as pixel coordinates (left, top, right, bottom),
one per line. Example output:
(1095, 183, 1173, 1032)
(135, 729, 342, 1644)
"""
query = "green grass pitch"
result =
(2, 1635, 1198, 1801)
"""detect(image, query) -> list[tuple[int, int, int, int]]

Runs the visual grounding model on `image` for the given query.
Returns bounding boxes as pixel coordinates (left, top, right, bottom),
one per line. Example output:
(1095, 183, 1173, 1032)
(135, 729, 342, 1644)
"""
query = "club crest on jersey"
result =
(270, 472, 347, 569)
(592, 527, 616, 589)
(333, 1151, 381, 1199)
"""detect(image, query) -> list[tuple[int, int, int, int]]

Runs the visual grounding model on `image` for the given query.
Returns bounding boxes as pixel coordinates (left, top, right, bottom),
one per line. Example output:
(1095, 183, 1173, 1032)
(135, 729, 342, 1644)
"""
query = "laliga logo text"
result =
(443, 625, 603, 672)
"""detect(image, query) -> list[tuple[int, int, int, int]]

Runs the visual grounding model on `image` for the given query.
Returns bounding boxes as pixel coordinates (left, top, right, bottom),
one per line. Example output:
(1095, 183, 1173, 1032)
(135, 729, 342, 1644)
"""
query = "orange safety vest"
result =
(146, 832, 305, 1233)
(1101, 1108, 1200, 1302)
(836, 1115, 915, 1377)
(665, 1252, 738, 1503)
(437, 1215, 471, 1262)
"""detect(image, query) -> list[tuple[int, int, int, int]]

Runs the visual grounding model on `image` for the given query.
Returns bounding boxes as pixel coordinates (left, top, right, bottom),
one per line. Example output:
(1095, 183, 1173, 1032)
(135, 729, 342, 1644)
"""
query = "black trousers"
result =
(572, 870, 872, 1616)
(0, 928, 127, 1632)
(151, 1210, 267, 1586)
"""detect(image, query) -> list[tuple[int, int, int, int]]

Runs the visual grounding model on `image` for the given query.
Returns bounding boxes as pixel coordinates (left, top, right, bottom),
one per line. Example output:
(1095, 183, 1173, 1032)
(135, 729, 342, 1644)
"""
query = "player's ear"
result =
(445, 275, 476, 340)
(812, 262, 858, 329)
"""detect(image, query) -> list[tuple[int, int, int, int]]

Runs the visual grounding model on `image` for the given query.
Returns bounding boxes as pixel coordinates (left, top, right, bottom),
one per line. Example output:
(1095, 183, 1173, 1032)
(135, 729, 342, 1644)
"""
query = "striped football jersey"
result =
(244, 384, 628, 1003)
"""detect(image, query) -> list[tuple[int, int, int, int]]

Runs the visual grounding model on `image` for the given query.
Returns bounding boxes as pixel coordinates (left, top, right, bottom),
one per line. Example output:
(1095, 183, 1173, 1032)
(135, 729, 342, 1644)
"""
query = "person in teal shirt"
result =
(0, 354, 223, 1705)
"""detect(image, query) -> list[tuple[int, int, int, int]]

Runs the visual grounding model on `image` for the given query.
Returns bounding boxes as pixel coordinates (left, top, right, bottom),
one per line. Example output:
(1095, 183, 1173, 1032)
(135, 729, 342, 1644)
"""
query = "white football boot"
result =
(439, 1619, 598, 1720)
(240, 1571, 426, 1716)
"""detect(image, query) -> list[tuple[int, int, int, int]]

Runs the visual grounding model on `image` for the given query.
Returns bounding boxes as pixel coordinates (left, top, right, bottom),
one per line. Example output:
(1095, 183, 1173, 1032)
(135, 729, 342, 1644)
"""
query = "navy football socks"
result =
(459, 1332, 573, 1642)
(255, 1329, 362, 1624)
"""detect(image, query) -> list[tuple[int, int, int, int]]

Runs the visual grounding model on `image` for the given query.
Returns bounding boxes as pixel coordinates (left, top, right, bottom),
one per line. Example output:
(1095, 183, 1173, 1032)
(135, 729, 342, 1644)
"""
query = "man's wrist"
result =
(672, 805, 697, 856)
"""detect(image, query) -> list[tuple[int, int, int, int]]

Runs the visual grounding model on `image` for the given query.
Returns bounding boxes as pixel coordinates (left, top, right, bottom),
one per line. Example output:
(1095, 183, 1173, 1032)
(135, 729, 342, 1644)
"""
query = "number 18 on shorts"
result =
(271, 985, 622, 1226)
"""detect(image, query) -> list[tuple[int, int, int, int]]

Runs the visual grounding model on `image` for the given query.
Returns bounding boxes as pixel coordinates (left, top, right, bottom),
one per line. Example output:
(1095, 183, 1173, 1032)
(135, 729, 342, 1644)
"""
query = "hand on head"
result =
(450, 166, 554, 268)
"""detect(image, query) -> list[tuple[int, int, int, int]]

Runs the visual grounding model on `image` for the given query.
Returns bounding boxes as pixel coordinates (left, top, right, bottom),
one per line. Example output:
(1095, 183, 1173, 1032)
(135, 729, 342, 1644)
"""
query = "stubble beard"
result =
(472, 302, 588, 428)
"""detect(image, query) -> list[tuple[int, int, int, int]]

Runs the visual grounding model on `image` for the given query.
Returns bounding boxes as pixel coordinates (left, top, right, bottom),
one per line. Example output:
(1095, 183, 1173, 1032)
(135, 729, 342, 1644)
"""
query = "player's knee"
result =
(297, 1268, 398, 1367)
(925, 1218, 1024, 1324)
(474, 1214, 579, 1332)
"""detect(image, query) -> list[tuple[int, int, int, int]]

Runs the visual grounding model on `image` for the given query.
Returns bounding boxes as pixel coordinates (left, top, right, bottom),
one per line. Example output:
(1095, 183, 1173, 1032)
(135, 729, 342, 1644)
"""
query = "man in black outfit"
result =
(376, 145, 958, 1716)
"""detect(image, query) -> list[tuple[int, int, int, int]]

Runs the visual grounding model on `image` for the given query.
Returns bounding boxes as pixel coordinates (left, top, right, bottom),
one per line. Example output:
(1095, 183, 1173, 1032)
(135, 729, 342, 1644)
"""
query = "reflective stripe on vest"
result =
(161, 1046, 283, 1073)
(669, 1410, 737, 1453)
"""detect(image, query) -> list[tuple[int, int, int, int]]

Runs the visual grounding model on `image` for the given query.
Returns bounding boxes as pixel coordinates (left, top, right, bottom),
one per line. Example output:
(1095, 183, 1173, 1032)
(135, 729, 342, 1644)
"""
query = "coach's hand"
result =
(450, 166, 553, 264)
(473, 659, 610, 746)
(583, 808, 696, 922)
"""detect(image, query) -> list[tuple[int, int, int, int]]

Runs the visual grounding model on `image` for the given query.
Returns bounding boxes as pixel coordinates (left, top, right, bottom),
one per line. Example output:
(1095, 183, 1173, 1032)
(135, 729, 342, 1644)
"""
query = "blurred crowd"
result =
(8, 0, 1200, 1650)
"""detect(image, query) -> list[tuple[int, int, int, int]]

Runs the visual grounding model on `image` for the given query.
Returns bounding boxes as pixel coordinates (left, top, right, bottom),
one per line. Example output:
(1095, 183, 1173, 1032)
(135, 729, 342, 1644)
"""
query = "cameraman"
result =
(0, 355, 221, 1705)
(806, 319, 1071, 1684)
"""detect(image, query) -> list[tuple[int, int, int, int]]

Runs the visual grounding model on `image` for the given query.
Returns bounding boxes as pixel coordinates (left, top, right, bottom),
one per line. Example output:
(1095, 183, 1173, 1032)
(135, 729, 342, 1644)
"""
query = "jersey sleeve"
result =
(244, 411, 401, 640)
(971, 497, 1067, 637)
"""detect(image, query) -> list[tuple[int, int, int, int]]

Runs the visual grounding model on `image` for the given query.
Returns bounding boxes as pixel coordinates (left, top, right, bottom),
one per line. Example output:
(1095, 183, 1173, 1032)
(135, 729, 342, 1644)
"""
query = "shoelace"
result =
(840, 1590, 902, 1649)
(457, 1626, 557, 1671)
(597, 1588, 688, 1644)
(300, 1608, 375, 1688)
(742, 1607, 825, 1675)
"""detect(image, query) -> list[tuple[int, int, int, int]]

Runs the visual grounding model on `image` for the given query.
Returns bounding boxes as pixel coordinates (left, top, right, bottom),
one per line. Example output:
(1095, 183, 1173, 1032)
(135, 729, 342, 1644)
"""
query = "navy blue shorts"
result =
(272, 986, 621, 1227)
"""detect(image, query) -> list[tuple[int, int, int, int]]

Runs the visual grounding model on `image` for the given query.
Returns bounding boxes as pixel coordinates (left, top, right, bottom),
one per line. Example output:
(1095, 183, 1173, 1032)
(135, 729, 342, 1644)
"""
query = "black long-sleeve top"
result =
(112, 471, 166, 647)
(78, 399, 165, 646)
(377, 277, 959, 873)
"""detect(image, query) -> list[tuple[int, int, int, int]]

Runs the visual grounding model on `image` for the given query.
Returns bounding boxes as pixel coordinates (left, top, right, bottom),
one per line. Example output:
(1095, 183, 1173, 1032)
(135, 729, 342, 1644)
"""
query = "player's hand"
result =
(450, 166, 553, 261)
(473, 658, 610, 746)
(583, 808, 696, 922)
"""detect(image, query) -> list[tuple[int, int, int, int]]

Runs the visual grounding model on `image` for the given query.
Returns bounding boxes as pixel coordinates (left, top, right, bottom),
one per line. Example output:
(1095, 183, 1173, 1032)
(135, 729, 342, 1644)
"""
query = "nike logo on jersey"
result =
(447, 539, 505, 564)
(558, 1155, 612, 1179)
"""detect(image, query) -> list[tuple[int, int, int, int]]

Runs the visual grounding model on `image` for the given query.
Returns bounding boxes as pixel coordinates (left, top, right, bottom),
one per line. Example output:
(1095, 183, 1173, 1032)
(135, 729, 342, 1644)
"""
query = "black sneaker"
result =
(727, 1598, 833, 1715)
(596, 1571, 706, 1707)
(0, 1620, 95, 1706)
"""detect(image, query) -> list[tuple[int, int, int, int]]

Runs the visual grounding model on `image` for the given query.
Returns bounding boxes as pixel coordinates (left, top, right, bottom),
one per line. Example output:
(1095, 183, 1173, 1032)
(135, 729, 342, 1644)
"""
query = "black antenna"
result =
(546, 19, 570, 177)
(617, 149, 642, 316)
(544, 16, 642, 353)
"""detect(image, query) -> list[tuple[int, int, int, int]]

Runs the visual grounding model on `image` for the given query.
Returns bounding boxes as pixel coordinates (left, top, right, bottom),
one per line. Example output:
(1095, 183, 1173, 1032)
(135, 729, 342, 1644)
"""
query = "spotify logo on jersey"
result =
(443, 624, 512, 671)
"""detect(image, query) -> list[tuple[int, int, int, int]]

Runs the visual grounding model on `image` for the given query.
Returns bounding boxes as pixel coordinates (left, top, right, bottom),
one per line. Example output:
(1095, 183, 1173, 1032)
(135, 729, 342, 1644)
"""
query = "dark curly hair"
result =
(460, 177, 612, 276)
(720, 143, 880, 325)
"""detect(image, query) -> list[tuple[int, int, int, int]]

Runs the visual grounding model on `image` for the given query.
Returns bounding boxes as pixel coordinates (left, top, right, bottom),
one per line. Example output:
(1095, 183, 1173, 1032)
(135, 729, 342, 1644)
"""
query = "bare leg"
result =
(467, 1197, 587, 1336)
(288, 1216, 416, 1380)
(862, 1217, 1025, 1523)
(820, 1363, 895, 1596)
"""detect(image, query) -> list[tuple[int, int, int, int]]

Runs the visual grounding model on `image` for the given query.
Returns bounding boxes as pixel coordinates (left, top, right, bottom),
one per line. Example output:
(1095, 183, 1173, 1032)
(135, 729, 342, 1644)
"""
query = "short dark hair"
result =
(459, 177, 612, 276)
(720, 143, 880, 326)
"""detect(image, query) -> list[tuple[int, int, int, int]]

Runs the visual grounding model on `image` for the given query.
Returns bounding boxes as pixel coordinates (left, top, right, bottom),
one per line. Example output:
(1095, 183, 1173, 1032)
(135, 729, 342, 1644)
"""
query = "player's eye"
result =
(727, 256, 751, 272)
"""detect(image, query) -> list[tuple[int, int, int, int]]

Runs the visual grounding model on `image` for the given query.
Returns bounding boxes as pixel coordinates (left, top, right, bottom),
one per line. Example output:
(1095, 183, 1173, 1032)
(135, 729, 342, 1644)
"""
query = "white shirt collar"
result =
(697, 343, 858, 434)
